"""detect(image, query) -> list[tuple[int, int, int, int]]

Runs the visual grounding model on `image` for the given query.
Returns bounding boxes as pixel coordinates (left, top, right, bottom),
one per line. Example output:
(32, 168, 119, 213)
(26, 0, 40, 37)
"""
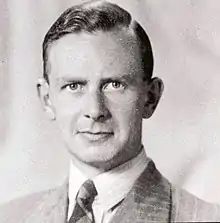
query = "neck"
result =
(70, 155, 103, 179)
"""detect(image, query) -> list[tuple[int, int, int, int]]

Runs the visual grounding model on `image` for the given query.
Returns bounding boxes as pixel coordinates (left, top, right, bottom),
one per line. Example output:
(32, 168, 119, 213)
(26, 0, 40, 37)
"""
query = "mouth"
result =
(77, 131, 114, 142)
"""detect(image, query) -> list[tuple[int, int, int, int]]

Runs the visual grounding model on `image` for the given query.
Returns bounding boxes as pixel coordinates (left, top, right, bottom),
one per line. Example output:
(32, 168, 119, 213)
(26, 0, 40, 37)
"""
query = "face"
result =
(40, 30, 162, 170)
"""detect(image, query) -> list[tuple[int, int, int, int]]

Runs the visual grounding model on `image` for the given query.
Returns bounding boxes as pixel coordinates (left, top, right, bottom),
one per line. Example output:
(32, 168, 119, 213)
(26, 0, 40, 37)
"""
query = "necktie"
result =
(69, 179, 98, 223)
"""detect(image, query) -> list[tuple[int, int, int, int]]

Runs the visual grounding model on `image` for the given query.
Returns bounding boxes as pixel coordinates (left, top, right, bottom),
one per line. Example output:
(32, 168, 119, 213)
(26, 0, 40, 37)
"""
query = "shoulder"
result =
(0, 184, 68, 223)
(0, 189, 53, 223)
(171, 185, 220, 222)
(146, 160, 220, 222)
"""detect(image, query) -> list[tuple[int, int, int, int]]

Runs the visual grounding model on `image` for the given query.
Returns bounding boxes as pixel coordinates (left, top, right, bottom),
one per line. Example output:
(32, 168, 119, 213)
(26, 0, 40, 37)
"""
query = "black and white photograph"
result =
(0, 0, 220, 222)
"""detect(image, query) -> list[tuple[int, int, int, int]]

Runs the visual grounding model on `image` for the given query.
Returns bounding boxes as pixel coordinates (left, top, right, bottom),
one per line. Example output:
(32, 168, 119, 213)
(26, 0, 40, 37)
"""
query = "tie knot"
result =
(76, 179, 98, 210)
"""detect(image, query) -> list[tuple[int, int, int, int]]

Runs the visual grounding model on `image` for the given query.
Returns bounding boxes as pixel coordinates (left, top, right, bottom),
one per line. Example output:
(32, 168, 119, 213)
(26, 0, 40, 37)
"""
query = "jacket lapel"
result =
(110, 160, 172, 223)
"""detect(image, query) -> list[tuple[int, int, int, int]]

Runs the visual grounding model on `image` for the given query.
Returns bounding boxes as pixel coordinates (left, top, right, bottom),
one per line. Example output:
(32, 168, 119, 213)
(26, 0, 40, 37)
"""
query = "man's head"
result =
(38, 0, 163, 171)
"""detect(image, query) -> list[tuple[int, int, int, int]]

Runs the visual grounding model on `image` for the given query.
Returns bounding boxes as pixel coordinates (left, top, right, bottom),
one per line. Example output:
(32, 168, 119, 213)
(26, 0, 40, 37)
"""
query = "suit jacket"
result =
(1, 160, 220, 223)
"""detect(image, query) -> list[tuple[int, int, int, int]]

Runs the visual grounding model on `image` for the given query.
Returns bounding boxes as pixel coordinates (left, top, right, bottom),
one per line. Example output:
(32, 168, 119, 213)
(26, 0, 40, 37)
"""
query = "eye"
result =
(62, 82, 84, 92)
(103, 81, 126, 91)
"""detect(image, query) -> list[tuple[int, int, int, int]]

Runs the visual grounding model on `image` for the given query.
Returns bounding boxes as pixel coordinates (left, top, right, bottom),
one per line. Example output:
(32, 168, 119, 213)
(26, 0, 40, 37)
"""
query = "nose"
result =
(83, 91, 110, 122)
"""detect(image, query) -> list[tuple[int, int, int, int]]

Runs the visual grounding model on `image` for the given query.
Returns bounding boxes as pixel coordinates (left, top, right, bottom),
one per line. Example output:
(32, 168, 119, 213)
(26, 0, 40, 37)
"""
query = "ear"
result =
(143, 77, 164, 119)
(36, 78, 56, 120)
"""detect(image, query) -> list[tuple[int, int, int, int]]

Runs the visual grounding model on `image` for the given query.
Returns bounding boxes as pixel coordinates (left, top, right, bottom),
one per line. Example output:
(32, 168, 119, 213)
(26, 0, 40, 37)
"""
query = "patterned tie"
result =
(69, 179, 98, 223)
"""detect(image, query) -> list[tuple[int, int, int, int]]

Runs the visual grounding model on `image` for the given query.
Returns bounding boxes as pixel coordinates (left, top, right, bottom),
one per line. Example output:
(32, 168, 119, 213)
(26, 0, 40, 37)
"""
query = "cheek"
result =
(108, 92, 143, 130)
(52, 96, 81, 130)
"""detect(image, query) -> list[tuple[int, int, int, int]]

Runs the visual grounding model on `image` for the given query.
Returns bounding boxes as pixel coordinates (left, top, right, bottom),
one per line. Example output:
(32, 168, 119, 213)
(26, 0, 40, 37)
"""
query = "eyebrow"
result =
(56, 77, 87, 84)
(100, 75, 134, 84)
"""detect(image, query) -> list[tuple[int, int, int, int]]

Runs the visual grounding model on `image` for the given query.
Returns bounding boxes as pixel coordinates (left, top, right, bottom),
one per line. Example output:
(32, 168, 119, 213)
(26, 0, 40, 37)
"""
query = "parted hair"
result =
(42, 0, 154, 83)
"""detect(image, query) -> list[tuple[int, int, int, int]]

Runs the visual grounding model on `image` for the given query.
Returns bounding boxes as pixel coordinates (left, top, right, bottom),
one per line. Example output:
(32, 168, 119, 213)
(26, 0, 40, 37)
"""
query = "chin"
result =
(86, 145, 116, 160)
(69, 143, 121, 168)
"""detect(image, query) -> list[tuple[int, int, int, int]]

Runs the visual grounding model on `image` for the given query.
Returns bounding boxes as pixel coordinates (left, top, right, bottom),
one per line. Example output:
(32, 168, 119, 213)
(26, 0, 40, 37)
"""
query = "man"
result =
(1, 1, 220, 222)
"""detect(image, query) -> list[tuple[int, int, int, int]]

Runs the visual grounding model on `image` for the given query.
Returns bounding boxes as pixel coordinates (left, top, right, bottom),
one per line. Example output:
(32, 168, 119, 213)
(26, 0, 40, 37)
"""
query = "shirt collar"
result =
(68, 146, 150, 214)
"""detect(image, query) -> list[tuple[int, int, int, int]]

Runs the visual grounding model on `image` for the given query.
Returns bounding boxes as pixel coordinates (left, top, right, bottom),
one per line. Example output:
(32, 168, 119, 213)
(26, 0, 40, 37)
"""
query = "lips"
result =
(77, 131, 113, 142)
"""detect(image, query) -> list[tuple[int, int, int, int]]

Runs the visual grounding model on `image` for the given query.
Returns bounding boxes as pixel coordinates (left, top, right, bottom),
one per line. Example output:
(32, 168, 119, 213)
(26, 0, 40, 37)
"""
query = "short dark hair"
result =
(42, 0, 154, 83)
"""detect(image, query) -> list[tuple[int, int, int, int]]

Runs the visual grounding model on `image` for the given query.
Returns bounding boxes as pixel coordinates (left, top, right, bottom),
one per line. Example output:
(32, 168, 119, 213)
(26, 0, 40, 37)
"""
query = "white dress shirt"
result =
(68, 148, 150, 223)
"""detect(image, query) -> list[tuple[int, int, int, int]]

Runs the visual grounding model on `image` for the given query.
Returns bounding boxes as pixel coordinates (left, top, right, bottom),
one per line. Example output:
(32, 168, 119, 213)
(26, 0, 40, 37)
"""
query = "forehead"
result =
(47, 29, 143, 79)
